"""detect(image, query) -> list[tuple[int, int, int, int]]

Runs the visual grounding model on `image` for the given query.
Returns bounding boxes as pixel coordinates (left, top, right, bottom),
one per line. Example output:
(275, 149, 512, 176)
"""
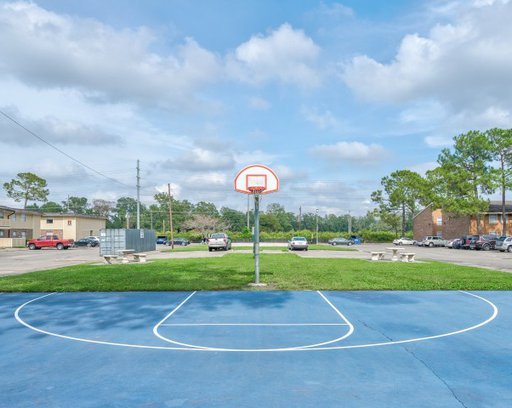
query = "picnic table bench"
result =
(370, 251, 385, 261)
(400, 253, 416, 262)
(103, 255, 118, 264)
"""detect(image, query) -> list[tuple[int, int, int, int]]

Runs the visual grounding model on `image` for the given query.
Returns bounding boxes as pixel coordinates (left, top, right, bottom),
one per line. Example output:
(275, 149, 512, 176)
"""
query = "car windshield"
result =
(211, 233, 225, 238)
(293, 237, 306, 241)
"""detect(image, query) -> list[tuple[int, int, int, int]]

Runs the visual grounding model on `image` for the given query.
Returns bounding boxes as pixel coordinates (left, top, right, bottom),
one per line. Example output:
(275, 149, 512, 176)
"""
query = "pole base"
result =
(248, 282, 267, 287)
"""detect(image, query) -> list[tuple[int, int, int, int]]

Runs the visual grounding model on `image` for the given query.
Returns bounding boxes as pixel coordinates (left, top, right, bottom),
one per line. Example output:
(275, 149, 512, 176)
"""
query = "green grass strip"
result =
(1, 254, 512, 292)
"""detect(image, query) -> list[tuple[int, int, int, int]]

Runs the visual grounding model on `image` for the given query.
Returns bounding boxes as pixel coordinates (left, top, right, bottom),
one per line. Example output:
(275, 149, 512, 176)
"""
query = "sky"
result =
(1, 0, 512, 216)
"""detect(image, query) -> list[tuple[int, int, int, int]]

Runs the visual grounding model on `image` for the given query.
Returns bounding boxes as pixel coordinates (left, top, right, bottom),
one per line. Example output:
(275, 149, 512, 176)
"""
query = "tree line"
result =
(372, 128, 512, 236)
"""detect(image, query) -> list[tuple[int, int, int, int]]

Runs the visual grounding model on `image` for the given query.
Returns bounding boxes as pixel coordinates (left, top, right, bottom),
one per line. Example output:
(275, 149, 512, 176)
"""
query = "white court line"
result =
(152, 291, 198, 346)
(152, 291, 354, 351)
(159, 323, 349, 327)
(14, 291, 499, 352)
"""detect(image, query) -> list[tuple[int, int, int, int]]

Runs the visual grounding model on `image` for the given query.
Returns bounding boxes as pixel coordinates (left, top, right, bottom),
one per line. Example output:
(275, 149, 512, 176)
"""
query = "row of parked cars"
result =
(156, 236, 191, 246)
(393, 235, 512, 252)
(27, 235, 100, 250)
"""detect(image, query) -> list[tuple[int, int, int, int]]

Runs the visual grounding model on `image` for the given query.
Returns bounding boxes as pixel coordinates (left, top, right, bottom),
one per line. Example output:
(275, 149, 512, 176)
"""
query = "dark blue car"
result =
(156, 236, 167, 245)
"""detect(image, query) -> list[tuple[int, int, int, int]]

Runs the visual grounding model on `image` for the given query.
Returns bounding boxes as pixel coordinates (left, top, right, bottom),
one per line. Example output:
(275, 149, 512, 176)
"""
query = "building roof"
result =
(414, 201, 512, 218)
(0, 205, 107, 220)
(0, 205, 42, 216)
(488, 201, 512, 213)
(40, 213, 107, 220)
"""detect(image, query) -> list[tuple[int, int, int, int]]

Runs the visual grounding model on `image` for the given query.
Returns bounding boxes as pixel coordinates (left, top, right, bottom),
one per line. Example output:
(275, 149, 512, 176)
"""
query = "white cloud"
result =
(160, 148, 235, 172)
(310, 141, 389, 165)
(317, 2, 354, 18)
(302, 107, 339, 130)
(0, 2, 221, 111)
(0, 105, 123, 146)
(408, 161, 438, 175)
(342, 1, 512, 112)
(248, 97, 271, 110)
(424, 135, 453, 147)
(227, 23, 321, 88)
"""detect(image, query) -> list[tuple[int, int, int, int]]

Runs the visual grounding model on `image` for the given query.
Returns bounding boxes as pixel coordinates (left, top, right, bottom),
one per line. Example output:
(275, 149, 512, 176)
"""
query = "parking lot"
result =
(1, 243, 512, 277)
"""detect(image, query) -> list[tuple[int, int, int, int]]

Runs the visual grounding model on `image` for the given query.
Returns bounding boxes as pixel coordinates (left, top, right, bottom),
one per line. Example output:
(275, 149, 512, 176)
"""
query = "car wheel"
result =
(429, 242, 434, 248)
(208, 248, 212, 252)
(56, 243, 64, 250)
(28, 243, 36, 250)
(87, 242, 92, 247)
(482, 244, 490, 251)
(332, 242, 337, 246)
(348, 242, 353, 246)
(508, 246, 512, 253)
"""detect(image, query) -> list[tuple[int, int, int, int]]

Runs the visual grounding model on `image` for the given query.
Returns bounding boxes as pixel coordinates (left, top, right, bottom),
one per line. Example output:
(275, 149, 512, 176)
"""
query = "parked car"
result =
(166, 237, 190, 246)
(392, 237, 416, 246)
(73, 237, 99, 247)
(84, 236, 100, 244)
(329, 237, 353, 246)
(207, 233, 232, 251)
(288, 236, 309, 251)
(156, 236, 167, 245)
(461, 235, 479, 249)
(472, 235, 499, 251)
(419, 236, 447, 247)
(349, 235, 363, 245)
(496, 236, 512, 252)
(27, 235, 74, 250)
(446, 238, 463, 249)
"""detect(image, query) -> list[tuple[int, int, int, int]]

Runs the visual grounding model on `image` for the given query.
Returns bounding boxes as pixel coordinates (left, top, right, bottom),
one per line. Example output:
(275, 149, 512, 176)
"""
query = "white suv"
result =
(420, 236, 446, 247)
(496, 236, 512, 252)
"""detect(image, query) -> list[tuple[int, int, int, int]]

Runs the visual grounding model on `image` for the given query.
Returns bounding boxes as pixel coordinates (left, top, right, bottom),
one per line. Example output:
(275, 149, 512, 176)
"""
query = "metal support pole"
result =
(136, 159, 140, 229)
(254, 193, 260, 284)
(168, 184, 174, 249)
(315, 208, 319, 245)
(246, 194, 250, 231)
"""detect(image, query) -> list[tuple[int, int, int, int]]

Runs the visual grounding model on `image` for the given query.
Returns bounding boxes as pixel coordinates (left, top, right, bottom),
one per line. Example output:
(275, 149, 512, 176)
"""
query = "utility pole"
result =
(348, 210, 352, 234)
(298, 206, 302, 230)
(150, 211, 153, 230)
(315, 208, 319, 245)
(126, 212, 130, 229)
(136, 159, 141, 229)
(168, 184, 174, 249)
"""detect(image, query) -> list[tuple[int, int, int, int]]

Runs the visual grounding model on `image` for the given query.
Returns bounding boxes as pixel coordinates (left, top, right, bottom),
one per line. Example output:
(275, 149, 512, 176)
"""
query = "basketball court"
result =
(1, 290, 511, 407)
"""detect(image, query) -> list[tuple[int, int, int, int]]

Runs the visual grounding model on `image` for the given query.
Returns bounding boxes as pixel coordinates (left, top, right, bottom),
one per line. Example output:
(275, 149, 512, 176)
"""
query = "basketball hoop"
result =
(248, 186, 265, 194)
(234, 164, 279, 286)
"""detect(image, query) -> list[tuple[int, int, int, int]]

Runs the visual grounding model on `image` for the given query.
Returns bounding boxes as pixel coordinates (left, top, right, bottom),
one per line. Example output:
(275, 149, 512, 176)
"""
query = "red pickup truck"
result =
(27, 235, 74, 250)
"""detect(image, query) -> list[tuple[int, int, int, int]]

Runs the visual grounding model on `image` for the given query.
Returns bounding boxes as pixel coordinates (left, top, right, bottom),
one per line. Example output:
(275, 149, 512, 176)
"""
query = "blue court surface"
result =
(1, 290, 511, 407)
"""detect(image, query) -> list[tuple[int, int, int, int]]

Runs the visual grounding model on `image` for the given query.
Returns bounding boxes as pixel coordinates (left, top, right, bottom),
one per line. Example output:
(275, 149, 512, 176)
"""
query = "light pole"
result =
(315, 208, 319, 245)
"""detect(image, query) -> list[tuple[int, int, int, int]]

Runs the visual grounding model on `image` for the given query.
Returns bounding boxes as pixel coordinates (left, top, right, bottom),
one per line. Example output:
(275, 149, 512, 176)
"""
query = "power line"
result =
(0, 109, 132, 188)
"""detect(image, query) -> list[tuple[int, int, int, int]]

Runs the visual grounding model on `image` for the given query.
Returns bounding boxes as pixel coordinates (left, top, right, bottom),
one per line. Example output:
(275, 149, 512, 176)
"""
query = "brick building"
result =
(413, 202, 512, 241)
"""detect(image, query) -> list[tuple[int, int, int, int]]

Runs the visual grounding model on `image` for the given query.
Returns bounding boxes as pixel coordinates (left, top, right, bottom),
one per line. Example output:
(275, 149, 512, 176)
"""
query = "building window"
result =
(67, 220, 72, 226)
(11, 213, 16, 222)
(46, 219, 53, 224)
(21, 213, 26, 222)
(0, 211, 4, 219)
(436, 217, 443, 226)
(0, 230, 4, 237)
(489, 214, 498, 224)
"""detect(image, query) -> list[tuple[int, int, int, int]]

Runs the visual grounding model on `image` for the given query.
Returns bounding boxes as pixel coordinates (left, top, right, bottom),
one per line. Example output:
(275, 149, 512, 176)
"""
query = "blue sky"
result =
(1, 0, 511, 215)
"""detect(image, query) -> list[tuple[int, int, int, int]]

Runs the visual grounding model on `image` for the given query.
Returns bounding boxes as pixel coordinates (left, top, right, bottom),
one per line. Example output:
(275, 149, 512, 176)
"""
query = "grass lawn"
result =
(1, 253, 512, 292)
